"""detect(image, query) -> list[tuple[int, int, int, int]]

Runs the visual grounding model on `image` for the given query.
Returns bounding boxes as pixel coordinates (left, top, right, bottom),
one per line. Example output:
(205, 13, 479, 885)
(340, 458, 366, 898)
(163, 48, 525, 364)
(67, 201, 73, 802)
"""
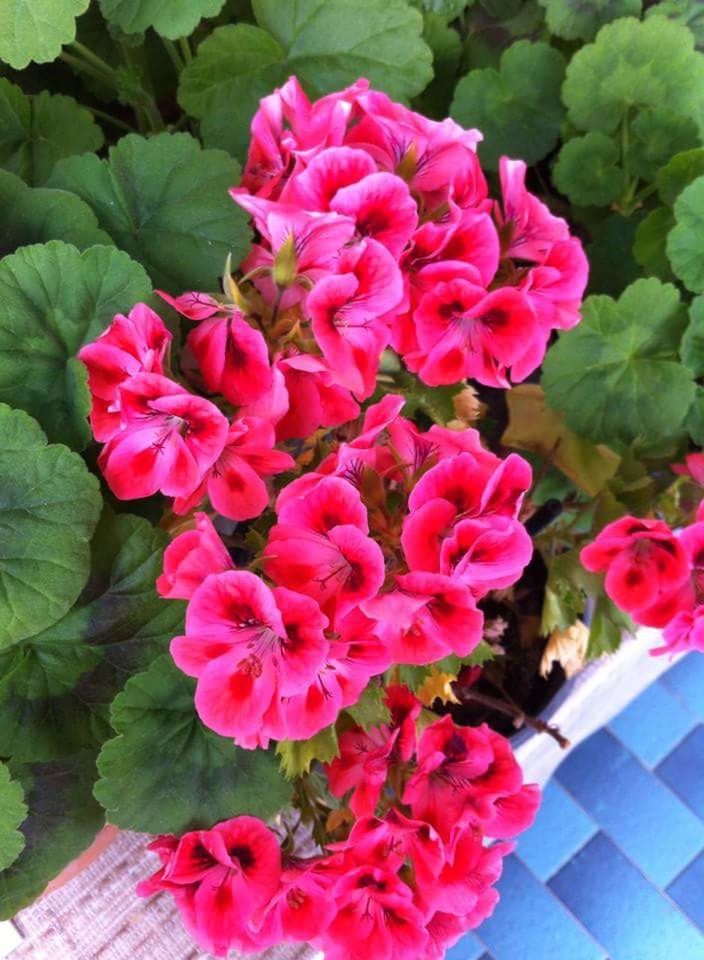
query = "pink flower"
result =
(241, 76, 369, 199)
(157, 290, 225, 320)
(78, 303, 171, 441)
(658, 606, 704, 654)
(137, 817, 281, 957)
(498, 157, 569, 262)
(363, 572, 484, 664)
(581, 516, 692, 627)
(672, 452, 704, 486)
(171, 571, 329, 744)
(412, 278, 538, 388)
(264, 477, 385, 626)
(315, 865, 428, 960)
(402, 452, 532, 594)
(521, 238, 588, 333)
(174, 416, 295, 520)
(187, 308, 272, 407)
(330, 809, 444, 894)
(252, 862, 336, 944)
(157, 512, 232, 600)
(344, 90, 483, 204)
(98, 373, 228, 500)
(308, 238, 404, 397)
(233, 194, 357, 303)
(274, 352, 360, 441)
(403, 715, 540, 840)
(325, 724, 397, 816)
(427, 831, 511, 917)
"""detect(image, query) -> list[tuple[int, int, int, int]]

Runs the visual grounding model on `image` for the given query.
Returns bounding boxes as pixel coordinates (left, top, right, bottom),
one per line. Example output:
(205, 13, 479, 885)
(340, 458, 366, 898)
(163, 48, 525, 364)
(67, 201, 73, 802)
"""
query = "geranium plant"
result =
(2, 2, 704, 959)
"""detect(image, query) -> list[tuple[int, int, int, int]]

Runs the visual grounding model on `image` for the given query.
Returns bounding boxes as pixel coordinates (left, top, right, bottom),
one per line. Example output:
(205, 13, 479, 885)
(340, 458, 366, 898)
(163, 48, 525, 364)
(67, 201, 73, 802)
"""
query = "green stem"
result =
(69, 40, 118, 80)
(178, 36, 193, 64)
(621, 104, 631, 185)
(59, 51, 112, 86)
(161, 37, 185, 74)
(84, 105, 137, 133)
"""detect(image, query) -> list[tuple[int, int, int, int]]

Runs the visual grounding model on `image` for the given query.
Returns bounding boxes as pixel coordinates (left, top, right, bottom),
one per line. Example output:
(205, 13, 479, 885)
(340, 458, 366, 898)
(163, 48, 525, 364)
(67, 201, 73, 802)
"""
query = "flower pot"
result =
(513, 627, 683, 784)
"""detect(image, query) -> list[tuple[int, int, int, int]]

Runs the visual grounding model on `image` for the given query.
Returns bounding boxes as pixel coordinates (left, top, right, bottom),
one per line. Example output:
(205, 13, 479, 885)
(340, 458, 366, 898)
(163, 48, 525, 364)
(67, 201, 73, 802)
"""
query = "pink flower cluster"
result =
(79, 77, 586, 523)
(157, 394, 533, 748)
(138, 690, 539, 959)
(236, 76, 587, 392)
(580, 496, 704, 654)
(78, 303, 294, 519)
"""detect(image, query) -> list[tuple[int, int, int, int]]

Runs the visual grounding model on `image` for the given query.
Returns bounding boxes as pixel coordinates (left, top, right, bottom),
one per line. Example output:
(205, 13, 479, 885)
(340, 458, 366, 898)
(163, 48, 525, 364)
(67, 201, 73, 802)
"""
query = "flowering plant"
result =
(2, 3, 704, 959)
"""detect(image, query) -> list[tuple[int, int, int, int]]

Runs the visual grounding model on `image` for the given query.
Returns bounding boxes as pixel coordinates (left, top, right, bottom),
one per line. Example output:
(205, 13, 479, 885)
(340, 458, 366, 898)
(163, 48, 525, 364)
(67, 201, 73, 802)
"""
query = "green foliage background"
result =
(2, 0, 704, 916)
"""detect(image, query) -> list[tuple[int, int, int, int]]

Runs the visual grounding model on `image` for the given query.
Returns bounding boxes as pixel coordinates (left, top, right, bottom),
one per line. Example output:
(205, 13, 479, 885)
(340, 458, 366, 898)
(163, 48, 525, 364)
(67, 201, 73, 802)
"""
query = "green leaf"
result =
(627, 109, 700, 184)
(667, 175, 704, 293)
(0, 169, 112, 258)
(179, 0, 433, 159)
(0, 751, 103, 920)
(633, 207, 676, 281)
(682, 295, 704, 377)
(396, 370, 460, 425)
(553, 132, 625, 206)
(656, 148, 704, 206)
(0, 764, 27, 872)
(686, 386, 704, 444)
(0, 78, 104, 186)
(562, 17, 704, 136)
(47, 133, 249, 292)
(410, 0, 471, 16)
(0, 0, 89, 69)
(98, 0, 226, 39)
(0, 240, 151, 448)
(646, 0, 704, 51)
(276, 725, 340, 778)
(94, 655, 291, 833)
(344, 684, 391, 730)
(539, 0, 640, 41)
(451, 40, 565, 169)
(0, 405, 101, 650)
(588, 594, 633, 658)
(542, 278, 694, 446)
(0, 510, 186, 762)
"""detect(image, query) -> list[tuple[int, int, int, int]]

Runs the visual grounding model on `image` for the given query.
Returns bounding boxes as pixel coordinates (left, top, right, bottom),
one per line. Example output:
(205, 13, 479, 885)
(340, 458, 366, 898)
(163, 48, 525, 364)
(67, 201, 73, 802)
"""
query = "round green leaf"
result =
(179, 0, 433, 159)
(0, 763, 27, 872)
(0, 169, 112, 258)
(95, 655, 292, 833)
(98, 0, 226, 39)
(687, 385, 704, 444)
(627, 109, 700, 183)
(633, 207, 676, 281)
(682, 295, 704, 378)
(553, 132, 625, 206)
(451, 40, 565, 169)
(47, 133, 250, 291)
(0, 510, 185, 762)
(539, 0, 640, 41)
(656, 148, 704, 206)
(410, 0, 470, 16)
(542, 279, 694, 446)
(0, 752, 103, 920)
(562, 17, 704, 136)
(646, 0, 704, 51)
(667, 175, 704, 292)
(0, 405, 101, 650)
(0, 241, 151, 448)
(0, 78, 104, 186)
(0, 0, 89, 69)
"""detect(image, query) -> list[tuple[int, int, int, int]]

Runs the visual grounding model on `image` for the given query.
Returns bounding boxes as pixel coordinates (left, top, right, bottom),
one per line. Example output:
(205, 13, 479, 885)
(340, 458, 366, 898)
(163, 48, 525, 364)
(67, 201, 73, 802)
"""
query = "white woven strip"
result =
(11, 831, 317, 960)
